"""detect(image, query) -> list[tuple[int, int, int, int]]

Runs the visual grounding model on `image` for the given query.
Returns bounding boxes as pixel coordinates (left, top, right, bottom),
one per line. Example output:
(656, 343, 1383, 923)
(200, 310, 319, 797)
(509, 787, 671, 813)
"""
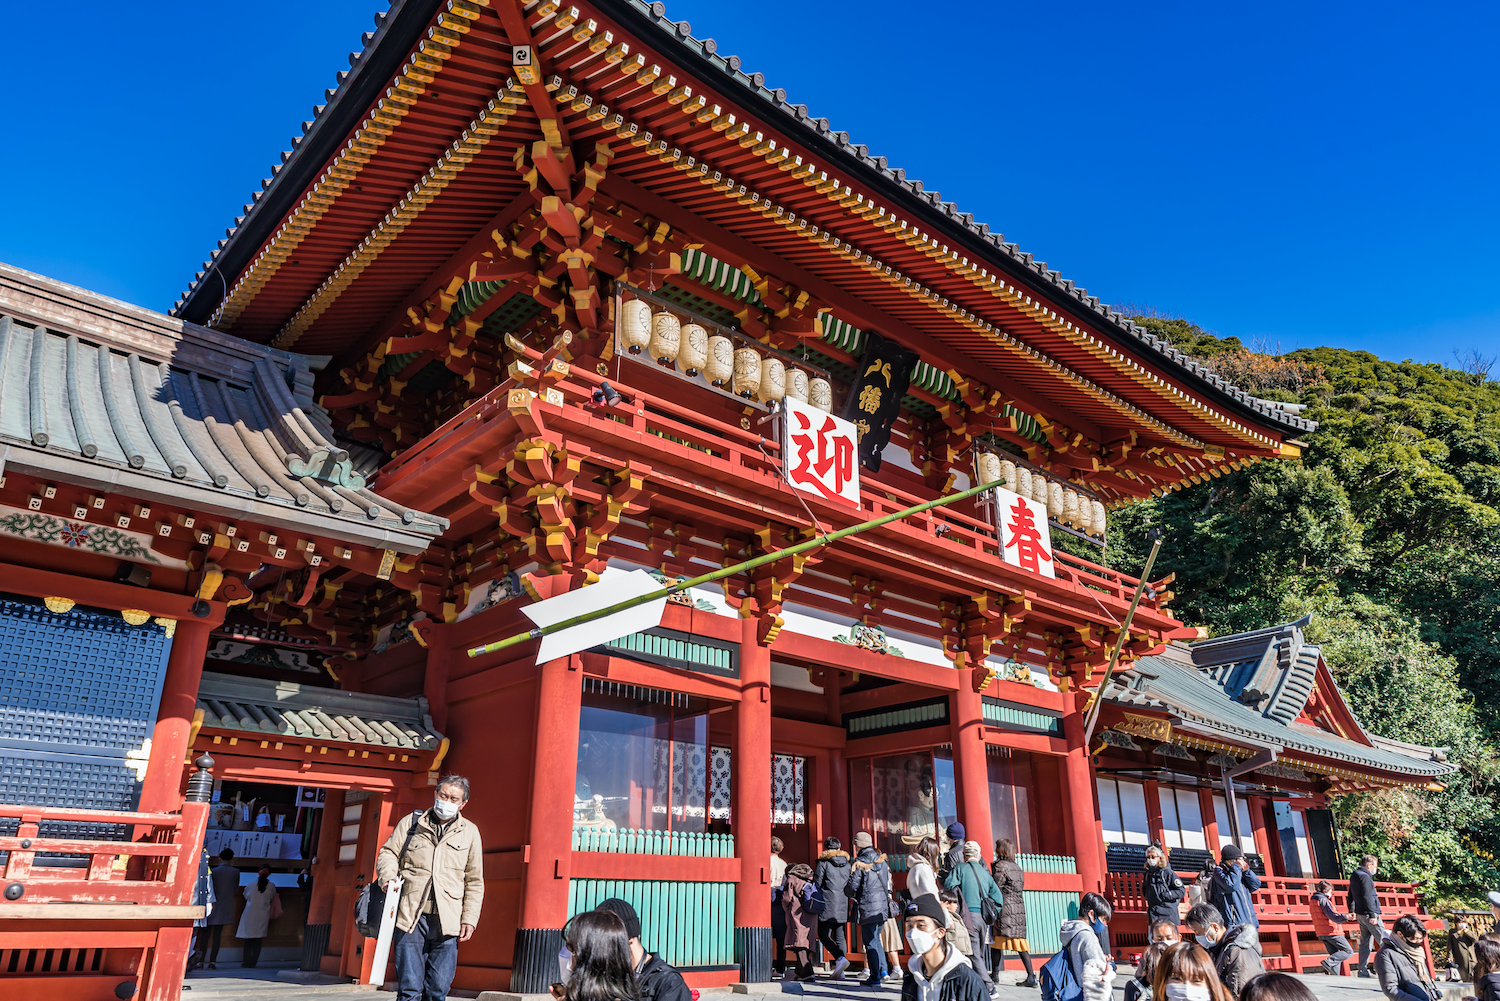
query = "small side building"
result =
(1093, 616, 1453, 971)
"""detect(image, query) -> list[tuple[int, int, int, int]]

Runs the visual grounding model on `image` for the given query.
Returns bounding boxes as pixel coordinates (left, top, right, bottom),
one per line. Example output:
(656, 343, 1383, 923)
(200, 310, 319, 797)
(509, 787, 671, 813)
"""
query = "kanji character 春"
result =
(1004, 497, 1053, 574)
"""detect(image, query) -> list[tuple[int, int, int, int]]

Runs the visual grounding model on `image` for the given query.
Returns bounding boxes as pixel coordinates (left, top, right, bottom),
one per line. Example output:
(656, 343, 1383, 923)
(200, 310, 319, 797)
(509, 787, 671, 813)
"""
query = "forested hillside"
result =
(1104, 315, 1500, 904)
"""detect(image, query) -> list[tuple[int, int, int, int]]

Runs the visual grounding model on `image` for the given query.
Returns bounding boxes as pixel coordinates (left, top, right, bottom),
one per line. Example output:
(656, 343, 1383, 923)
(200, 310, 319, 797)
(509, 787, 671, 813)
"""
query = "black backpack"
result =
(355, 811, 423, 938)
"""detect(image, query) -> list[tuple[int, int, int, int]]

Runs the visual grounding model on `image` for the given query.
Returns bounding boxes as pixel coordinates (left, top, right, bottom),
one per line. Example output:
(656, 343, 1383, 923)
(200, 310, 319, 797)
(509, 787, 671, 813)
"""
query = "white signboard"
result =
(522, 568, 669, 664)
(365, 876, 402, 986)
(995, 487, 1055, 578)
(782, 397, 859, 506)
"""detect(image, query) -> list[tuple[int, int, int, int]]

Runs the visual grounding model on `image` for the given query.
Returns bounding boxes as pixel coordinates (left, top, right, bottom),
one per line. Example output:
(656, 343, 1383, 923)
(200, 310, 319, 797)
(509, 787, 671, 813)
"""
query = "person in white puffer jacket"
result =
(1060, 893, 1116, 1001)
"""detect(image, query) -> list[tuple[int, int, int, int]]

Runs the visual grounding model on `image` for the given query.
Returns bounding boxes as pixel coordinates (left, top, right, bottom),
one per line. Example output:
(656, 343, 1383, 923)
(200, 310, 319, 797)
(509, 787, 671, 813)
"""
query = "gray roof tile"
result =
(196, 671, 443, 752)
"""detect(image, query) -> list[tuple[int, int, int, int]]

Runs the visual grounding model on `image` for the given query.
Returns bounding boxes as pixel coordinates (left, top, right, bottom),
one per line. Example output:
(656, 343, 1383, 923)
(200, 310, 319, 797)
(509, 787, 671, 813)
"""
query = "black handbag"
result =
(971, 862, 1001, 926)
(355, 811, 423, 938)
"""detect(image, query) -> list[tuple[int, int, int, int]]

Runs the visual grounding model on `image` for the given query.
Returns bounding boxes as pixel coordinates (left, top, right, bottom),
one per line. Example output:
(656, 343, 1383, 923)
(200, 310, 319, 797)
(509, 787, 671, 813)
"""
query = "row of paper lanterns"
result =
(977, 452, 1107, 538)
(620, 299, 833, 410)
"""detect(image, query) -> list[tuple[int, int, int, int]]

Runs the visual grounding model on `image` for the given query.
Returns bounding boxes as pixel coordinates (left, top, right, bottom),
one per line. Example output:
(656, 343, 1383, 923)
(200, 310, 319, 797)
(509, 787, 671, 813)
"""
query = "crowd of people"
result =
(761, 829, 1489, 1001)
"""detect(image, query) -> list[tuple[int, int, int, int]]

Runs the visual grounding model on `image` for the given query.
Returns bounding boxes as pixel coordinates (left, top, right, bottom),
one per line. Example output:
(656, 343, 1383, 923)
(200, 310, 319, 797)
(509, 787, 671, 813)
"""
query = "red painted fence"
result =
(1108, 870, 1439, 974)
(0, 801, 208, 1001)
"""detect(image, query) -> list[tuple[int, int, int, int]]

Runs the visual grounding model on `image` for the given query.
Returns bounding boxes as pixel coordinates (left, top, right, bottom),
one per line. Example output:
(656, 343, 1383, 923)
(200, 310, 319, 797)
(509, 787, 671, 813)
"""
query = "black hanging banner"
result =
(839, 329, 919, 472)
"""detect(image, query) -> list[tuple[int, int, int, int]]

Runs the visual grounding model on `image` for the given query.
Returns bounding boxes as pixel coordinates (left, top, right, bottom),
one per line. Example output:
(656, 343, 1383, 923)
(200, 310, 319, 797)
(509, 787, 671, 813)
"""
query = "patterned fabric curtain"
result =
(772, 753, 806, 825)
(704, 748, 806, 824)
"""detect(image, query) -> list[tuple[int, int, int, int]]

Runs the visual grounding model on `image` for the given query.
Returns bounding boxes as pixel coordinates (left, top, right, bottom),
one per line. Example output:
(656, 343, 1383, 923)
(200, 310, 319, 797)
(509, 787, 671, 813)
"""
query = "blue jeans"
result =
(861, 922, 887, 981)
(393, 912, 459, 1001)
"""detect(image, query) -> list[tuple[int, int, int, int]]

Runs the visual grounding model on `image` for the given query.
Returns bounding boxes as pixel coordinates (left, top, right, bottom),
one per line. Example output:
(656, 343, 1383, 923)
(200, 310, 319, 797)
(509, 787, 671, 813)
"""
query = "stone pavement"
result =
(174, 962, 1469, 1001)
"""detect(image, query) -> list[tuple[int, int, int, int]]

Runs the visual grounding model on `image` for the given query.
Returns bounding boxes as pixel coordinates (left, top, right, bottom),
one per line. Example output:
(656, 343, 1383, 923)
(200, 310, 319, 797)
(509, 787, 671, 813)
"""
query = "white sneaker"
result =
(833, 957, 850, 978)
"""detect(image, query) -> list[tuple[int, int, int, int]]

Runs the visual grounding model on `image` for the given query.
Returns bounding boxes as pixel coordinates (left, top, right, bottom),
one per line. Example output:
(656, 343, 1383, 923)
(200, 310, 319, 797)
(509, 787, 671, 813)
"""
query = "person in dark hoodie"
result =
(815, 836, 853, 977)
(1208, 846, 1261, 930)
(901, 893, 989, 1001)
(849, 832, 895, 986)
(1471, 937, 1500, 1001)
(1186, 903, 1264, 1000)
(594, 898, 690, 1001)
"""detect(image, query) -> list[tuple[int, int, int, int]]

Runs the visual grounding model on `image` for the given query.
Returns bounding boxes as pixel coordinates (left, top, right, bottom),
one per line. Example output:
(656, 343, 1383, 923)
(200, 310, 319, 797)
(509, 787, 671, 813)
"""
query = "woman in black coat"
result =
(1141, 845, 1185, 939)
(990, 838, 1036, 987)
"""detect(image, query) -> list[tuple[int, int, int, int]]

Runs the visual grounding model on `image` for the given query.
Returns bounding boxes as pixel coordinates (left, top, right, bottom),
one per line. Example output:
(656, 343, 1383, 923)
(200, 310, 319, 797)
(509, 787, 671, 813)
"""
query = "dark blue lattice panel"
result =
(0, 750, 139, 810)
(0, 594, 172, 755)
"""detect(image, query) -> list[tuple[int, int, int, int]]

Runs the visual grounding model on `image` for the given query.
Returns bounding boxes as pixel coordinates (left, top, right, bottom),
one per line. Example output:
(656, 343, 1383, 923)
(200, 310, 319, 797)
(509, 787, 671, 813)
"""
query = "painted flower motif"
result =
(60, 522, 90, 547)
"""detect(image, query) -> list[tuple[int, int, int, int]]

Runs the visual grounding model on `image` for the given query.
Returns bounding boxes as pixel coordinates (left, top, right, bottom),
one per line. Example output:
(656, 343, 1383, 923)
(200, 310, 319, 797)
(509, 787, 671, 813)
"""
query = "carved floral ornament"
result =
(1112, 712, 1174, 743)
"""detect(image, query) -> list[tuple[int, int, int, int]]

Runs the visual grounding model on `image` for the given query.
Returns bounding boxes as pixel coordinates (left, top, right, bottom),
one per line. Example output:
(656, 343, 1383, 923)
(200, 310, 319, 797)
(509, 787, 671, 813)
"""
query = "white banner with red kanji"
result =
(995, 487, 1055, 578)
(782, 397, 859, 506)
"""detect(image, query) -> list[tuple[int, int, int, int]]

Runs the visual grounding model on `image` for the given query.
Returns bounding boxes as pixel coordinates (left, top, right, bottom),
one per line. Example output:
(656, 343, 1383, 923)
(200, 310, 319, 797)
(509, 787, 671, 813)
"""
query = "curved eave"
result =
(177, 0, 1308, 447)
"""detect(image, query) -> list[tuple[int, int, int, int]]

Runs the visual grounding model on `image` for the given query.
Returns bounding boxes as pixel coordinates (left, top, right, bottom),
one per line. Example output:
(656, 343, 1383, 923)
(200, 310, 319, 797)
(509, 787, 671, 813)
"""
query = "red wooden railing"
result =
(0, 801, 208, 1001)
(1107, 870, 1438, 974)
(537, 365, 1171, 612)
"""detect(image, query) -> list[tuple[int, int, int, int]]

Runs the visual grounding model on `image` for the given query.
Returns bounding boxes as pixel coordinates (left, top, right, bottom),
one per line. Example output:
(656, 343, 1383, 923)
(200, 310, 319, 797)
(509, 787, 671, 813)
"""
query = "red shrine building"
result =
(0, 1, 1452, 997)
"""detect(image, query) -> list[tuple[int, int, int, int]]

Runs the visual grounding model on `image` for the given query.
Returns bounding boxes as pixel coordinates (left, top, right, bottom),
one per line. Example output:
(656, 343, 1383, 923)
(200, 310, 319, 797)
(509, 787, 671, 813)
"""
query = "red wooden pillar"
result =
(1062, 707, 1105, 892)
(950, 682, 993, 862)
(1143, 779, 1165, 847)
(1199, 788, 1220, 856)
(422, 623, 452, 733)
(734, 617, 773, 982)
(305, 787, 343, 972)
(1248, 796, 1274, 872)
(824, 670, 849, 847)
(138, 615, 216, 813)
(511, 654, 583, 993)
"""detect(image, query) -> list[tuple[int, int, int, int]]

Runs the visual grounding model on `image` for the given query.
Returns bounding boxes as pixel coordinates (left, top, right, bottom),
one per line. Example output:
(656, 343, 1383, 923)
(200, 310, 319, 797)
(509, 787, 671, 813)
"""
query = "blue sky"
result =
(4, 1, 1497, 365)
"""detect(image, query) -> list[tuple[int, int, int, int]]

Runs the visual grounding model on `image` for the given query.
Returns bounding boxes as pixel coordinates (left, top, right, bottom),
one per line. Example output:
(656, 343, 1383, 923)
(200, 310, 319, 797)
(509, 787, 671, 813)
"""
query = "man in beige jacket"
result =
(377, 775, 484, 1001)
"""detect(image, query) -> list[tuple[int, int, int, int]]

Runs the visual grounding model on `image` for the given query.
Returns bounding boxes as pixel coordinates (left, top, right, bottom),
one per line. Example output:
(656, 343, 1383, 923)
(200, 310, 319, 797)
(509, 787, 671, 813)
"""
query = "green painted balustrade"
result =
(1020, 890, 1081, 954)
(572, 827, 736, 857)
(569, 878, 737, 967)
(1017, 853, 1077, 873)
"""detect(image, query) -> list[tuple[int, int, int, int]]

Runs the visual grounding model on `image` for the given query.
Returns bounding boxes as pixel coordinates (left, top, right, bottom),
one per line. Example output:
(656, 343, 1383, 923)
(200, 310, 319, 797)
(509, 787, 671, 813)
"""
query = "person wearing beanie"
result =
(1209, 844, 1261, 931)
(941, 823, 966, 878)
(594, 898, 691, 1001)
(849, 832, 894, 986)
(901, 893, 988, 1001)
(943, 841, 1004, 993)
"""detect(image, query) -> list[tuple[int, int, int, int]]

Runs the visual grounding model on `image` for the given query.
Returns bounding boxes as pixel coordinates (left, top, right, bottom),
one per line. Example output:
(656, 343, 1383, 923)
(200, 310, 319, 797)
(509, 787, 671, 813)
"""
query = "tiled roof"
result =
(196, 671, 444, 751)
(1111, 625, 1452, 778)
(172, 0, 1313, 439)
(0, 264, 446, 552)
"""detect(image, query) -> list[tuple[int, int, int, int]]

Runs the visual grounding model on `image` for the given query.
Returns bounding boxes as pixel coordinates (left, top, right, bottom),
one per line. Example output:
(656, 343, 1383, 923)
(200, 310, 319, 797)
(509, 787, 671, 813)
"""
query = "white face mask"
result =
(559, 944, 573, 975)
(432, 798, 460, 821)
(1166, 983, 1212, 1001)
(1195, 933, 1217, 949)
(906, 928, 939, 957)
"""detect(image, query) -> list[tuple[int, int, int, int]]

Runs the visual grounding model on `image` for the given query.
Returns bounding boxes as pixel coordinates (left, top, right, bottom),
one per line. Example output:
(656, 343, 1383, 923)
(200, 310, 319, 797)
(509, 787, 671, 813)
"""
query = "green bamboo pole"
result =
(468, 474, 1020, 658)
(1079, 529, 1164, 744)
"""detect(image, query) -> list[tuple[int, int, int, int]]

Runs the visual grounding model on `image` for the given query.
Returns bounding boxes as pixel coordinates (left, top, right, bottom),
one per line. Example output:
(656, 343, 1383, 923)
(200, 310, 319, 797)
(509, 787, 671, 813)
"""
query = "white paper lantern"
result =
(1063, 489, 1080, 527)
(732, 347, 761, 398)
(679, 323, 708, 376)
(648, 310, 680, 364)
(809, 377, 833, 412)
(977, 452, 1001, 488)
(1031, 472, 1049, 507)
(1091, 499, 1107, 538)
(999, 459, 1018, 493)
(758, 356, 786, 404)
(1076, 495, 1094, 535)
(1015, 466, 1032, 500)
(786, 368, 809, 403)
(705, 334, 734, 386)
(620, 298, 651, 353)
(1047, 481, 1065, 519)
